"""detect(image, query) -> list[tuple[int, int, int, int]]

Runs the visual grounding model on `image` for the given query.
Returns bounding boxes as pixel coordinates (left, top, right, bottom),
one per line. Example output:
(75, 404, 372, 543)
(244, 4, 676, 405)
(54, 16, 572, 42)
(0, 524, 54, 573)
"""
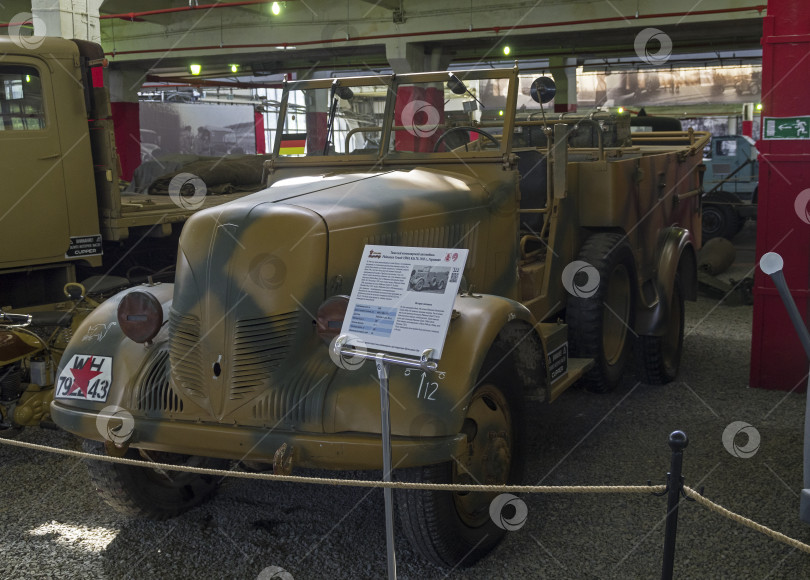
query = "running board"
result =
(548, 357, 594, 402)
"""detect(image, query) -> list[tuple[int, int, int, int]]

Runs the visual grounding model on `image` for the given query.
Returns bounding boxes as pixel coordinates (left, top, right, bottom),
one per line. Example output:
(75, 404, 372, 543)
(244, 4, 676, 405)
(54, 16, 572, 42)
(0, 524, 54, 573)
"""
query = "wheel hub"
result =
(453, 385, 512, 527)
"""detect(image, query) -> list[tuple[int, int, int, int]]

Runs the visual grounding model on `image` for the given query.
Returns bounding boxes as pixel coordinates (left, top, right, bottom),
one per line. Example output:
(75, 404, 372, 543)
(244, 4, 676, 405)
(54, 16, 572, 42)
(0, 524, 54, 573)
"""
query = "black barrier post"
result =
(662, 430, 688, 580)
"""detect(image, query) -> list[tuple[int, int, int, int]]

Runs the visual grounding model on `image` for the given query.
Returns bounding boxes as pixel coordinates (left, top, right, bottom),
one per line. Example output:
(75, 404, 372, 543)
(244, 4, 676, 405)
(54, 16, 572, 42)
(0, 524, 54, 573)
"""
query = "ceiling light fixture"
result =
(189, 64, 202, 75)
(271, 2, 281, 15)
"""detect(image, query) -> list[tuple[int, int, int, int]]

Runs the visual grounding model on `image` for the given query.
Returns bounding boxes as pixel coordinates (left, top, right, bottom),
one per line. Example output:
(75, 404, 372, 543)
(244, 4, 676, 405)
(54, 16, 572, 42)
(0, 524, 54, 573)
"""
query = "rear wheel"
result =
(567, 233, 636, 392)
(82, 439, 228, 519)
(636, 276, 685, 384)
(397, 382, 518, 568)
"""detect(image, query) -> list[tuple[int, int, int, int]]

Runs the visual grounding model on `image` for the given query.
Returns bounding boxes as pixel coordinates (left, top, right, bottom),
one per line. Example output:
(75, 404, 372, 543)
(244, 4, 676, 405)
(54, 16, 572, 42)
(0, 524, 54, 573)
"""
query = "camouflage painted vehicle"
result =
(51, 67, 707, 567)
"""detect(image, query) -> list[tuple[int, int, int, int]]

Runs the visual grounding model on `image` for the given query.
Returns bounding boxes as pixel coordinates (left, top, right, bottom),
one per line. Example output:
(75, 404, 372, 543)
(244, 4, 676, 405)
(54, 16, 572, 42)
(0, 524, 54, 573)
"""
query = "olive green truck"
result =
(49, 66, 707, 567)
(0, 36, 249, 310)
(0, 37, 252, 431)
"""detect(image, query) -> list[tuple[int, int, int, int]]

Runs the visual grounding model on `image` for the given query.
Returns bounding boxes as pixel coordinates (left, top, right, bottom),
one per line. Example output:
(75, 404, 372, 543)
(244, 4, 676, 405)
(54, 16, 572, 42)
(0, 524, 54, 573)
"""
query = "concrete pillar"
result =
(386, 40, 452, 73)
(549, 56, 577, 113)
(108, 68, 145, 181)
(31, 0, 102, 42)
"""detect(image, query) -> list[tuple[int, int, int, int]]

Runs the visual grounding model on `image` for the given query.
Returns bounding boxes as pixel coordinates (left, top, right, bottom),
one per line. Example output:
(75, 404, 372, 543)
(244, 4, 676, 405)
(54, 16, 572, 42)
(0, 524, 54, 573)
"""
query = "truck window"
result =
(0, 66, 45, 131)
(716, 138, 737, 157)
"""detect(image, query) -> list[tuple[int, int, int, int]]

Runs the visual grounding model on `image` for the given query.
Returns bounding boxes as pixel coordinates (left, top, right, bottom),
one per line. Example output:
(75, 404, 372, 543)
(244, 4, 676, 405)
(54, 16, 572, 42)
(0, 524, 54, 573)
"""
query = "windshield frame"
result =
(271, 67, 519, 164)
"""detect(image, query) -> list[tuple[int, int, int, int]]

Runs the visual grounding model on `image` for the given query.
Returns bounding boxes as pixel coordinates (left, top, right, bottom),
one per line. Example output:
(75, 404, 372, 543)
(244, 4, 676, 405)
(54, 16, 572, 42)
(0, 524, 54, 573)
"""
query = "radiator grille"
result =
(230, 311, 298, 400)
(251, 354, 332, 426)
(365, 223, 479, 268)
(135, 350, 184, 413)
(168, 310, 205, 399)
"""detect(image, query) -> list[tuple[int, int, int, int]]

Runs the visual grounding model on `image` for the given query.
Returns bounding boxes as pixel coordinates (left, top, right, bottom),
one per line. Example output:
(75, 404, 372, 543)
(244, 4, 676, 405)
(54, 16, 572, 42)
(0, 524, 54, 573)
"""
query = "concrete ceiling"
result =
(5, 1, 767, 81)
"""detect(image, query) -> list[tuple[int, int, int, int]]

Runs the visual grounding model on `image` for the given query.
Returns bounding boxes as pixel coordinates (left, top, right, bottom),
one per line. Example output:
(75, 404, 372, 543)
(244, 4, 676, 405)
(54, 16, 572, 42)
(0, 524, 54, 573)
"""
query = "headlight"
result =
(315, 295, 349, 343)
(117, 291, 163, 344)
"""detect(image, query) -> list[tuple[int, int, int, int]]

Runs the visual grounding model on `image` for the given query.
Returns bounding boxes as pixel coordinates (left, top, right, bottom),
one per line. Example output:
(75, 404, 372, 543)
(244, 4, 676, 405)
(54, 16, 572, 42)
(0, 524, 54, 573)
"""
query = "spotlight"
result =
(503, 45, 511, 56)
(271, 2, 281, 15)
(189, 64, 202, 76)
(756, 103, 763, 111)
(230, 64, 240, 73)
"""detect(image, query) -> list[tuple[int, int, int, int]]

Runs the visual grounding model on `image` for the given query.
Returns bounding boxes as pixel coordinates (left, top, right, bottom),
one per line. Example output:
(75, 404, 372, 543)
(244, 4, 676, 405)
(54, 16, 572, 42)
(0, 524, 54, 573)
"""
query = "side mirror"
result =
(530, 77, 557, 104)
(335, 86, 354, 100)
(447, 74, 467, 95)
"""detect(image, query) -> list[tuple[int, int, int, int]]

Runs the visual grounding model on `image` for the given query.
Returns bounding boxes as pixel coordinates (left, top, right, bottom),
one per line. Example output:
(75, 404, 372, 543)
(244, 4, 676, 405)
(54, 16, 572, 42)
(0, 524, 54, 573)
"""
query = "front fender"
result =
(326, 293, 536, 439)
(51, 283, 174, 418)
(635, 227, 697, 336)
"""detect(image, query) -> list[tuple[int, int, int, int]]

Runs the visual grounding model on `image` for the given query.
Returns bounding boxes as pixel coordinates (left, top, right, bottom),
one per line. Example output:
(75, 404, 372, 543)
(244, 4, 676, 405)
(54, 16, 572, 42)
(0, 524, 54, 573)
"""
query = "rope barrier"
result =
(4, 437, 810, 557)
(0, 436, 662, 493)
(684, 486, 810, 555)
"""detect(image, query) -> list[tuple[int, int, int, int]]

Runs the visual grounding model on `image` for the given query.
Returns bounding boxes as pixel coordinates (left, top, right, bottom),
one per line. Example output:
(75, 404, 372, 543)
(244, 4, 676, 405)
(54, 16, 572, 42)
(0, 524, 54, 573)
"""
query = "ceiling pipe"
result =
(102, 4, 767, 56)
(0, 1, 287, 27)
(99, 1, 285, 21)
(145, 74, 283, 89)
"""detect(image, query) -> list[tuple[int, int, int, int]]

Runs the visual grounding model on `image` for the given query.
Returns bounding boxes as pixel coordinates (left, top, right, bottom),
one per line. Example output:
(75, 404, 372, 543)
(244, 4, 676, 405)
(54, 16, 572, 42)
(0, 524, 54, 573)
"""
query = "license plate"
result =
(55, 355, 113, 402)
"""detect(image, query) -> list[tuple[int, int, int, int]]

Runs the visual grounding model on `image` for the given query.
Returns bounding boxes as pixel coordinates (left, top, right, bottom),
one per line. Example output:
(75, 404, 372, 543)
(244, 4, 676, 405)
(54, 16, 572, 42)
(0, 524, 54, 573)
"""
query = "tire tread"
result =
(567, 232, 635, 392)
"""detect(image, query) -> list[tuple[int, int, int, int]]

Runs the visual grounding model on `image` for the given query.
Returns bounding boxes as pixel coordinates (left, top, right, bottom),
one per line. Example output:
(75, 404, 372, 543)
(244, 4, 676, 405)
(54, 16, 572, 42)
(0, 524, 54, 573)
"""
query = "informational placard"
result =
(762, 116, 810, 140)
(66, 234, 102, 258)
(341, 246, 469, 359)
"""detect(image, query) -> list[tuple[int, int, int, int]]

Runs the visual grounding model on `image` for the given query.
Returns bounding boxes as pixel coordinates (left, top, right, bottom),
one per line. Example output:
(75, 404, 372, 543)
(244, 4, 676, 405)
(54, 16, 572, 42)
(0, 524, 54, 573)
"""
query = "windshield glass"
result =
(278, 82, 389, 156)
(390, 74, 506, 154)
(274, 71, 526, 158)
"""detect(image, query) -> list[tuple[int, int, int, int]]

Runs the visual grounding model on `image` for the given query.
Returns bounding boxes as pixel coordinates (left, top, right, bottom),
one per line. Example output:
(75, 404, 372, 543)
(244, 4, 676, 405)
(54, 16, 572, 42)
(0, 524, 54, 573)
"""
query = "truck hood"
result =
(168, 167, 495, 426)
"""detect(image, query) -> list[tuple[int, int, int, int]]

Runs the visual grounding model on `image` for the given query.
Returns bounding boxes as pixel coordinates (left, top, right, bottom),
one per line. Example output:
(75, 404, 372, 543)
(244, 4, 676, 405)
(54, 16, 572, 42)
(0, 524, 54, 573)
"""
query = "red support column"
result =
(254, 110, 266, 154)
(750, 0, 810, 390)
(742, 120, 754, 138)
(110, 102, 140, 181)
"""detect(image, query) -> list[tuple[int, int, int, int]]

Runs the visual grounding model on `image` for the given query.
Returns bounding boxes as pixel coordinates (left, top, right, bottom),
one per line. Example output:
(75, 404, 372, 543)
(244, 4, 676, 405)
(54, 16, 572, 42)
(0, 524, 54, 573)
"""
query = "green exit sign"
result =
(763, 116, 810, 140)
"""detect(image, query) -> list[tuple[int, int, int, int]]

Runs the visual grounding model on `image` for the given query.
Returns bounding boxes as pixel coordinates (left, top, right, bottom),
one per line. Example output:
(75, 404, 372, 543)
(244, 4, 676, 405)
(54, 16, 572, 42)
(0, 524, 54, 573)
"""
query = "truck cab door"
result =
(710, 137, 740, 195)
(0, 60, 71, 266)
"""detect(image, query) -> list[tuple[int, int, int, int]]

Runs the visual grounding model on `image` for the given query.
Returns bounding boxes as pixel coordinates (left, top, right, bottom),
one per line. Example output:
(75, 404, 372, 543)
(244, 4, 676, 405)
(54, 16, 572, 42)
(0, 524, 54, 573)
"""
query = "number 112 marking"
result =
(417, 372, 438, 401)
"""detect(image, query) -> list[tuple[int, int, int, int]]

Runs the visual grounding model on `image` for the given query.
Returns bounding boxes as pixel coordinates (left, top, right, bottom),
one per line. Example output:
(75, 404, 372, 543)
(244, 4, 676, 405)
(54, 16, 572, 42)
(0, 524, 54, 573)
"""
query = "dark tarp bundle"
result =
(128, 154, 271, 196)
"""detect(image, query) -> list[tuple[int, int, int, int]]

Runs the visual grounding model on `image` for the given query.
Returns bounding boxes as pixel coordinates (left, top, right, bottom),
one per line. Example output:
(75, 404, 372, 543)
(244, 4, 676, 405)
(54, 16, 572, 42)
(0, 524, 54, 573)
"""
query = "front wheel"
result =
(397, 382, 519, 568)
(82, 439, 229, 519)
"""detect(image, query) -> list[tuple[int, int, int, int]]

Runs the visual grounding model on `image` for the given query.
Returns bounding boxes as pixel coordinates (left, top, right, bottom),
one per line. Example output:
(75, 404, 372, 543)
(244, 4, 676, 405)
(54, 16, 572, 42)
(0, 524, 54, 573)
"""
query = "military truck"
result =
(702, 134, 759, 240)
(0, 37, 258, 430)
(0, 36, 257, 310)
(51, 68, 706, 568)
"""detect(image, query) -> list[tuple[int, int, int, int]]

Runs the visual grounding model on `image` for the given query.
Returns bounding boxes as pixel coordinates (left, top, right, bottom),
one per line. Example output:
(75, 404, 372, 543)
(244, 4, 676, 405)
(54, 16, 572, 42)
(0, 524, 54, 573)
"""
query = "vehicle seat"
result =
(516, 149, 548, 233)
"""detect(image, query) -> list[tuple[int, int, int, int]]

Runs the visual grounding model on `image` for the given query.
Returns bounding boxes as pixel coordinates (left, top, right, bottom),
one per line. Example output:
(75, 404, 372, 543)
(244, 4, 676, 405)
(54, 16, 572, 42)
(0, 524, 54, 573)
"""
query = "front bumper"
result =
(51, 402, 466, 470)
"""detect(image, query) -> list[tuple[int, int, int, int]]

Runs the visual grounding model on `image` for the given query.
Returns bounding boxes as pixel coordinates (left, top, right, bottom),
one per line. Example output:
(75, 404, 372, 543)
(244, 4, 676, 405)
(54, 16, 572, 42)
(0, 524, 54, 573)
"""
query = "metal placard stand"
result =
(332, 336, 439, 580)
(760, 252, 810, 523)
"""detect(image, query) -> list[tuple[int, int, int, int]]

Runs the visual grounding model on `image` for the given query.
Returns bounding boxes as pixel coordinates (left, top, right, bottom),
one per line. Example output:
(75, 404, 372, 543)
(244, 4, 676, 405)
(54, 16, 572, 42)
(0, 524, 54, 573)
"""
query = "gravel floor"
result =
(2, 222, 810, 579)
